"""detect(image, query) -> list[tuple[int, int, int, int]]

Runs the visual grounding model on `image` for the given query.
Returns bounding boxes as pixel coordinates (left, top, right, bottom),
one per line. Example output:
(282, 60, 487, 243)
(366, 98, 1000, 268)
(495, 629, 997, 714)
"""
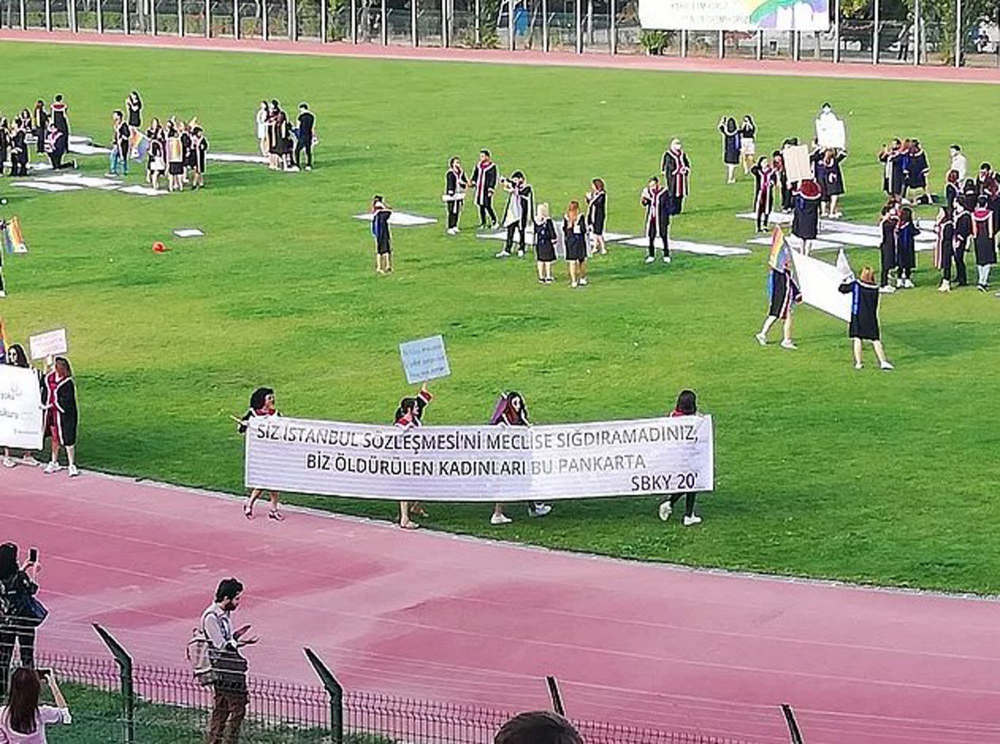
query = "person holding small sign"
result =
(42, 357, 78, 478)
(394, 384, 432, 530)
(237, 387, 284, 521)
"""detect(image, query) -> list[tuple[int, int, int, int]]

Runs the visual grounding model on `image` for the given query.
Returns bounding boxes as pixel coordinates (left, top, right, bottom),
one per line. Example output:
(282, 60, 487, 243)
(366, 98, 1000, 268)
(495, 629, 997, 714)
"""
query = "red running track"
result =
(3, 28, 1000, 85)
(3, 468, 1000, 743)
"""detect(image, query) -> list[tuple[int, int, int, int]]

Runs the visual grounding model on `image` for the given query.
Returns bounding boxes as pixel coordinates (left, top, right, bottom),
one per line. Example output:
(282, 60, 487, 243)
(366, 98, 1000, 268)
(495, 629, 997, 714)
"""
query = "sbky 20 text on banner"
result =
(245, 416, 714, 501)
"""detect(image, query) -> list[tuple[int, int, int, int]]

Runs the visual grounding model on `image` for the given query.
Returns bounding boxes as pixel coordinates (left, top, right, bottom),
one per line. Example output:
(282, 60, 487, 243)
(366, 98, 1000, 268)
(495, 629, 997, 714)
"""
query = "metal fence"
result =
(2, 624, 770, 744)
(0, 0, 998, 69)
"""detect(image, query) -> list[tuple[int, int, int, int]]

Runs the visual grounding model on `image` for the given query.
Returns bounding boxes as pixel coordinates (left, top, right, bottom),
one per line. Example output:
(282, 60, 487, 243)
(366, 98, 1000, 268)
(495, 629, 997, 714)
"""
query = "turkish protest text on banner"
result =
(640, 0, 830, 31)
(246, 415, 714, 501)
(0, 366, 44, 450)
(399, 335, 451, 384)
(29, 328, 68, 361)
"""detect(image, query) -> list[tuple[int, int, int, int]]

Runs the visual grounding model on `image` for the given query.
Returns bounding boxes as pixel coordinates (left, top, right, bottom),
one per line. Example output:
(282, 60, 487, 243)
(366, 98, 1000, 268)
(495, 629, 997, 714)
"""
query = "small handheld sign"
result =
(399, 335, 451, 384)
(29, 328, 68, 361)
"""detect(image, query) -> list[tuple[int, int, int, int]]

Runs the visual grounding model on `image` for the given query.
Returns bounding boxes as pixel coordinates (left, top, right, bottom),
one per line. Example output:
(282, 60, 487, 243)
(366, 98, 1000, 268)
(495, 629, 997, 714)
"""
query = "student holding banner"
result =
(756, 237, 801, 350)
(839, 268, 893, 370)
(443, 157, 468, 235)
(238, 387, 284, 521)
(488, 392, 552, 526)
(2, 344, 42, 469)
(658, 389, 702, 527)
(42, 356, 79, 477)
(395, 384, 432, 530)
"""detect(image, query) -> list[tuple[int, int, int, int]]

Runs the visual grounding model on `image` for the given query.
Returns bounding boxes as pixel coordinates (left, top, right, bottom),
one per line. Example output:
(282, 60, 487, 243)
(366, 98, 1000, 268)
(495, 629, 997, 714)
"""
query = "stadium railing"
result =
(10, 623, 769, 744)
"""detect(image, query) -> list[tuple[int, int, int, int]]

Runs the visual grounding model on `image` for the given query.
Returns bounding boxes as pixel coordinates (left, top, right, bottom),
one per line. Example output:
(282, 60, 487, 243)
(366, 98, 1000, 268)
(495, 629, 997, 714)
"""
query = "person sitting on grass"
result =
(658, 389, 703, 527)
(0, 668, 71, 742)
(494, 711, 582, 744)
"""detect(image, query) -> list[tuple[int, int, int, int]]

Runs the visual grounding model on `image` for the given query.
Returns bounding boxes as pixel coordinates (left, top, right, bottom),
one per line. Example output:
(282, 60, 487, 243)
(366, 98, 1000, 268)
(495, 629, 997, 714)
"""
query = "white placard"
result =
(0, 366, 44, 450)
(816, 117, 846, 150)
(790, 250, 851, 322)
(640, 0, 829, 31)
(29, 329, 68, 361)
(399, 335, 451, 384)
(783, 145, 813, 183)
(245, 416, 715, 501)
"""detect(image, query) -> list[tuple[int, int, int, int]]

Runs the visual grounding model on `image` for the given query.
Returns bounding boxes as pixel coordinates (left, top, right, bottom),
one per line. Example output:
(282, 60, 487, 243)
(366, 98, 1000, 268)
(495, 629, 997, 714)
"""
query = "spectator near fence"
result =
(201, 578, 258, 744)
(0, 543, 47, 698)
(0, 668, 71, 743)
(495, 711, 583, 744)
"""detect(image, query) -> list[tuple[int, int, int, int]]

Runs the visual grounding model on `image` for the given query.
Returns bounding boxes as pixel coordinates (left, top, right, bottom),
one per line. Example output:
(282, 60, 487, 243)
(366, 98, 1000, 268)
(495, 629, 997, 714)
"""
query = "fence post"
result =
(204, 0, 210, 36)
(439, 0, 445, 47)
(123, 0, 129, 33)
(70, 0, 77, 31)
(304, 649, 344, 744)
(608, 0, 614, 54)
(781, 704, 805, 744)
(756, 28, 762, 59)
(872, 0, 878, 63)
(680, 29, 687, 56)
(44, 0, 50, 30)
(177, 0, 182, 36)
(150, 0, 156, 34)
(321, 0, 326, 40)
(19, 0, 24, 29)
(233, 0, 238, 37)
(348, 0, 353, 41)
(541, 0, 547, 51)
(289, 0, 295, 39)
(545, 676, 565, 716)
(912, 0, 918, 63)
(410, 0, 415, 46)
(262, 0, 268, 38)
(954, 0, 960, 67)
(473, 0, 478, 44)
(96, 0, 102, 32)
(574, 0, 581, 52)
(832, 0, 839, 62)
(380, 0, 385, 44)
(93, 624, 135, 744)
(718, 29, 723, 58)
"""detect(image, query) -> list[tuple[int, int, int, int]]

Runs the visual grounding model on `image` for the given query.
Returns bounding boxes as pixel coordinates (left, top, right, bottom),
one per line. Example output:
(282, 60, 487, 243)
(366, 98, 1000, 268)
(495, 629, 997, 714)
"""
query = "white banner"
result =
(245, 416, 714, 501)
(791, 249, 851, 322)
(0, 366, 44, 450)
(640, 0, 830, 31)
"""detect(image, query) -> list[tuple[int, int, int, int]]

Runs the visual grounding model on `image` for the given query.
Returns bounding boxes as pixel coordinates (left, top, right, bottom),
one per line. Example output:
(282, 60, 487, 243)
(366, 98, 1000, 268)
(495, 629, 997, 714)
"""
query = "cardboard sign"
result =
(399, 335, 451, 384)
(29, 328, 68, 361)
(783, 145, 813, 183)
(816, 116, 847, 150)
(0, 366, 44, 450)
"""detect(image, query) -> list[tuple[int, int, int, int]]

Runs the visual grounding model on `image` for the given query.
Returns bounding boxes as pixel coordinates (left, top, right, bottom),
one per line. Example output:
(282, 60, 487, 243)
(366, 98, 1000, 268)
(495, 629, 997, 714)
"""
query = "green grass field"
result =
(2, 42, 999, 594)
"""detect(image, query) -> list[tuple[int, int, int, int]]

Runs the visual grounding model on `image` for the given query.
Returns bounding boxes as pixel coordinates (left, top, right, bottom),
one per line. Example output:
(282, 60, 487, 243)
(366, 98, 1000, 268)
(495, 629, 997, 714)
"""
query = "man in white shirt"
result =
(203, 578, 258, 744)
(950, 144, 968, 182)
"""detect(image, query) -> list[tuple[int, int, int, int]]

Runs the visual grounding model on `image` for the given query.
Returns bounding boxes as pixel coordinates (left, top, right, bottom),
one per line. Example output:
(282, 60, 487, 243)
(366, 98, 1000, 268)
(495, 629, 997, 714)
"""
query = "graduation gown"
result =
(586, 191, 606, 235)
(792, 183, 821, 241)
(563, 214, 588, 261)
(906, 149, 929, 189)
(372, 207, 392, 254)
(501, 183, 534, 229)
(767, 269, 801, 320)
(839, 280, 881, 341)
(751, 164, 776, 215)
(471, 161, 498, 208)
(534, 218, 557, 262)
(879, 214, 898, 270)
(641, 186, 670, 238)
(719, 123, 740, 165)
(661, 148, 691, 212)
(934, 217, 954, 272)
(815, 153, 847, 199)
(972, 207, 996, 265)
(444, 168, 468, 213)
(895, 219, 919, 270)
(44, 372, 78, 447)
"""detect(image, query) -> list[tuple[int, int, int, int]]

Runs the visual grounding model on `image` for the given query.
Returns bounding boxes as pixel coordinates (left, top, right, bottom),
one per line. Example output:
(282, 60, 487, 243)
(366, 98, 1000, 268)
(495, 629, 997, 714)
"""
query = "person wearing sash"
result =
(878, 203, 898, 294)
(815, 148, 847, 218)
(586, 178, 607, 256)
(32, 100, 49, 157)
(972, 196, 996, 291)
(444, 157, 468, 235)
(934, 207, 955, 293)
(371, 195, 393, 275)
(661, 138, 691, 215)
(894, 205, 919, 288)
(470, 149, 499, 229)
(839, 267, 893, 370)
(953, 200, 972, 287)
(192, 126, 209, 190)
(791, 179, 821, 254)
(497, 171, 533, 258)
(42, 357, 79, 477)
(488, 392, 552, 525)
(750, 155, 777, 233)
(237, 387, 284, 521)
(640, 177, 670, 264)
(394, 384, 432, 530)
(50, 95, 69, 138)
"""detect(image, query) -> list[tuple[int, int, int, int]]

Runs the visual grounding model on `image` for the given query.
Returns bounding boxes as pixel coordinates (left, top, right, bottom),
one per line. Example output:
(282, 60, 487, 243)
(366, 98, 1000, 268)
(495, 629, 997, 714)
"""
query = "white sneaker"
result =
(854, 362, 863, 370)
(904, 279, 915, 289)
(599, 248, 607, 255)
(879, 286, 896, 294)
(43, 461, 62, 474)
(880, 361, 895, 370)
(21, 455, 40, 467)
(490, 512, 512, 525)
(658, 501, 672, 522)
(446, 227, 457, 235)
(780, 339, 797, 350)
(662, 255, 671, 263)
(938, 282, 950, 293)
(305, 166, 312, 172)
(683, 515, 702, 527)
(644, 256, 655, 264)
(495, 250, 511, 258)
(754, 332, 768, 347)
(517, 249, 525, 257)
(68, 465, 79, 477)
(895, 278, 903, 288)
(2, 457, 15, 469)
(578, 277, 588, 286)
(528, 503, 552, 518)
(0, 291, 6, 298)
(570, 281, 579, 288)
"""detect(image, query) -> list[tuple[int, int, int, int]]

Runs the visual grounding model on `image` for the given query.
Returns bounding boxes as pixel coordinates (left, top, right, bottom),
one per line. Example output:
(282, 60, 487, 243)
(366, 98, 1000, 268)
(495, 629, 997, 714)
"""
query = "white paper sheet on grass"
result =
(117, 185, 168, 197)
(620, 237, 751, 257)
(12, 181, 83, 193)
(738, 212, 793, 225)
(39, 173, 121, 190)
(791, 249, 851, 322)
(353, 212, 437, 227)
(68, 143, 111, 156)
(478, 228, 632, 246)
(174, 229, 204, 238)
(206, 153, 270, 164)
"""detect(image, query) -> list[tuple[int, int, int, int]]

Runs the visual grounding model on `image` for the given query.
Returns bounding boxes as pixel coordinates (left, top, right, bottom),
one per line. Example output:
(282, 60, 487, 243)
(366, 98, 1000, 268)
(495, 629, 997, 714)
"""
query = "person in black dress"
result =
(0, 118, 9, 177)
(563, 200, 588, 288)
(895, 206, 919, 288)
(755, 253, 801, 350)
(791, 179, 821, 253)
(32, 100, 49, 157)
(43, 356, 79, 476)
(750, 155, 777, 233)
(878, 139, 905, 198)
(9, 121, 28, 177)
(488, 392, 552, 526)
(586, 178, 607, 256)
(739, 115, 756, 175)
(718, 116, 740, 184)
(237, 387, 284, 521)
(371, 195, 393, 275)
(497, 170, 533, 259)
(944, 169, 961, 217)
(50, 95, 69, 138)
(878, 203, 898, 293)
(146, 117, 166, 189)
(640, 177, 670, 264)
(971, 196, 996, 291)
(126, 90, 143, 130)
(953, 200, 972, 287)
(657, 389, 703, 526)
(43, 123, 74, 171)
(443, 157, 468, 235)
(533, 202, 557, 284)
(815, 148, 847, 218)
(192, 126, 208, 190)
(108, 110, 130, 177)
(661, 138, 690, 215)
(294, 103, 315, 171)
(839, 267, 893, 370)
(904, 139, 930, 205)
(934, 207, 955, 293)
(470, 149, 499, 229)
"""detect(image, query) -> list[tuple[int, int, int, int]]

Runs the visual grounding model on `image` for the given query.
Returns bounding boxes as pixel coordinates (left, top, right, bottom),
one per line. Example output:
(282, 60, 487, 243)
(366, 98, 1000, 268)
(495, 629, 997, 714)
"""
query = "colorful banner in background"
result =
(640, 0, 830, 31)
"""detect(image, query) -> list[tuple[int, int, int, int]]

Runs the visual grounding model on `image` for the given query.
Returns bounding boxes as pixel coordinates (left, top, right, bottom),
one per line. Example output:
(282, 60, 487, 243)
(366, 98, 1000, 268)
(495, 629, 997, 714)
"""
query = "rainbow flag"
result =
(768, 225, 790, 270)
(1, 222, 11, 255)
(5, 216, 26, 254)
(0, 319, 8, 363)
(130, 129, 149, 161)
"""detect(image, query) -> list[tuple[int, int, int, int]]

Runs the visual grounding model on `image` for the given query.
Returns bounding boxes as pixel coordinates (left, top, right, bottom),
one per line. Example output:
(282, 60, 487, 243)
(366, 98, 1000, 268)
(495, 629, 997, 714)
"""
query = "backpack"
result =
(186, 626, 214, 686)
(186, 608, 248, 688)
